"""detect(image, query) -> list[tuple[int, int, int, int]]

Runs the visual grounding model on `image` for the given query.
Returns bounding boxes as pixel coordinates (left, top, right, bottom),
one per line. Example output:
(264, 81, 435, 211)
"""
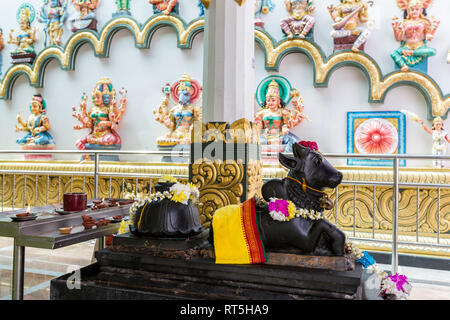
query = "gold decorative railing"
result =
(0, 150, 449, 270)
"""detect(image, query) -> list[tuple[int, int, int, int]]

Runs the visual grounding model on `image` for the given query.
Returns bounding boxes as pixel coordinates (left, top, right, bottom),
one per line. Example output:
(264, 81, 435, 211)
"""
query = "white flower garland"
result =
(294, 208, 324, 221)
(128, 182, 200, 224)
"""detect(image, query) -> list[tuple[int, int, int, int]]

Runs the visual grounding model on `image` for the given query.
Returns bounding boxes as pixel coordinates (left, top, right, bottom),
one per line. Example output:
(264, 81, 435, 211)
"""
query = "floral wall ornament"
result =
(355, 118, 398, 154)
(347, 111, 406, 166)
(391, 0, 440, 73)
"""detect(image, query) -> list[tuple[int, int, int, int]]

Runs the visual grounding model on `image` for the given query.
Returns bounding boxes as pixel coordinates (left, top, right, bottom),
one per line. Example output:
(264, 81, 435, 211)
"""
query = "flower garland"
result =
(380, 273, 412, 300)
(267, 198, 324, 222)
(345, 239, 412, 300)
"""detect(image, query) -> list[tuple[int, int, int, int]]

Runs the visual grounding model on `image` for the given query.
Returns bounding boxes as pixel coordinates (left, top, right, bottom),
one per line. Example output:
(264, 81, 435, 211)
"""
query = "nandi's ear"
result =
(278, 153, 299, 170)
(293, 143, 310, 159)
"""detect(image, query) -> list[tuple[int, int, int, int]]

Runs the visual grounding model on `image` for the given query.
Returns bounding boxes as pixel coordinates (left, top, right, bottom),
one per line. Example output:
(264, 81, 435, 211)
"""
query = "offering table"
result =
(0, 202, 132, 300)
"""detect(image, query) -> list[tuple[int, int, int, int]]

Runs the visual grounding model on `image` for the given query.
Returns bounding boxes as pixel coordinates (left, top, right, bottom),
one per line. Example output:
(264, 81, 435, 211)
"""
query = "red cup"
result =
(63, 193, 87, 212)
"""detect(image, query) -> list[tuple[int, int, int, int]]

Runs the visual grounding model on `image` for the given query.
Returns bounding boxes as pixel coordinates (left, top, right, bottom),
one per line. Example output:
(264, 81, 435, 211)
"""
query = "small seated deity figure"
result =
(38, 0, 68, 47)
(15, 94, 55, 159)
(153, 73, 202, 147)
(417, 117, 449, 168)
(255, 0, 275, 29)
(0, 28, 4, 77)
(149, 0, 179, 15)
(70, 0, 99, 32)
(391, 0, 440, 72)
(72, 78, 127, 161)
(255, 77, 308, 156)
(280, 0, 315, 40)
(113, 0, 131, 17)
(8, 4, 38, 65)
(327, 0, 372, 53)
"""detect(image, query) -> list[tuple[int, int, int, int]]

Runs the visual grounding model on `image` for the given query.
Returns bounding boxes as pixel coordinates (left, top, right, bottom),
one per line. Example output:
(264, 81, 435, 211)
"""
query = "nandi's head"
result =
(279, 143, 343, 191)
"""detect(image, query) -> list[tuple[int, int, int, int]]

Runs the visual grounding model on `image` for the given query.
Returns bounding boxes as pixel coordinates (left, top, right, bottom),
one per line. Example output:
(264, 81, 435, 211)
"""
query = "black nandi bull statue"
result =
(210, 142, 346, 256)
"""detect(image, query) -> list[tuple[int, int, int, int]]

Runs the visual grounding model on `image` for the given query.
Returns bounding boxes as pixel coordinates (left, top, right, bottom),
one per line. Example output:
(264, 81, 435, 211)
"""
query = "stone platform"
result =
(50, 232, 363, 300)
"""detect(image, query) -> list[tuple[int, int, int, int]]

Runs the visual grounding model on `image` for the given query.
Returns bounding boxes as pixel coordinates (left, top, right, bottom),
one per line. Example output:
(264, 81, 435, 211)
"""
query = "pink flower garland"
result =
(268, 199, 289, 218)
(388, 273, 410, 293)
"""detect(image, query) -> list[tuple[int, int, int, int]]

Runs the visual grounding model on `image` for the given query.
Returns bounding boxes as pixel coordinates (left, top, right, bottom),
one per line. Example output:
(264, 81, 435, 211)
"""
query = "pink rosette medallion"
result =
(355, 118, 398, 154)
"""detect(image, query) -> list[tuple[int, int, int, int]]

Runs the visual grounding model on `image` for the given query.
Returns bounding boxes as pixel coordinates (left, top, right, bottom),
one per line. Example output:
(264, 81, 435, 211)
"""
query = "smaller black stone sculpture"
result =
(130, 182, 204, 238)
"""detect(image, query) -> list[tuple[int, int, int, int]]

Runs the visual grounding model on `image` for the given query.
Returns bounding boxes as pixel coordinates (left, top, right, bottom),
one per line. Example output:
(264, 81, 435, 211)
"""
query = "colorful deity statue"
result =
(153, 73, 202, 147)
(416, 117, 449, 168)
(72, 78, 127, 160)
(255, 0, 275, 29)
(280, 0, 315, 40)
(402, 110, 449, 168)
(0, 28, 4, 77)
(8, 3, 38, 64)
(327, 0, 372, 52)
(255, 76, 308, 156)
(15, 94, 56, 160)
(391, 0, 440, 72)
(113, 0, 131, 17)
(70, 0, 99, 32)
(149, 0, 179, 15)
(38, 0, 69, 47)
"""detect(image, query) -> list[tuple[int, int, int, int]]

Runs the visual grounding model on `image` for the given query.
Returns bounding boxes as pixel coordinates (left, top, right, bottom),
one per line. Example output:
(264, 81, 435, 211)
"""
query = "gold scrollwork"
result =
(0, 173, 188, 209)
(191, 159, 244, 227)
(247, 159, 263, 199)
(326, 185, 450, 235)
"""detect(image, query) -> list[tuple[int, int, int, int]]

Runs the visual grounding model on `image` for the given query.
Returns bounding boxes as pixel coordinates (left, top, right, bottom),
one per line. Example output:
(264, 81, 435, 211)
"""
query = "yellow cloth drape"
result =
(212, 198, 266, 264)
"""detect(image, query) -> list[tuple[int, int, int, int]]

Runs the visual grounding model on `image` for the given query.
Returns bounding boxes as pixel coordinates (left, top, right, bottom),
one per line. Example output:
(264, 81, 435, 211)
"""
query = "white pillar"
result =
(202, 0, 255, 123)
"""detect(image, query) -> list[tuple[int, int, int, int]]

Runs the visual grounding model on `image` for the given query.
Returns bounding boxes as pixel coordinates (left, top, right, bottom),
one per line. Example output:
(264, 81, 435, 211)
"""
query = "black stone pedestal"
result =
(50, 232, 363, 300)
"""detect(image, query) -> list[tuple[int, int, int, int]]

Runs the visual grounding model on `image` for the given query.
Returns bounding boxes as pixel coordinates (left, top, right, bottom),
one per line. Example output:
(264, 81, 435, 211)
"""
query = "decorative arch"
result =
(0, 15, 448, 120)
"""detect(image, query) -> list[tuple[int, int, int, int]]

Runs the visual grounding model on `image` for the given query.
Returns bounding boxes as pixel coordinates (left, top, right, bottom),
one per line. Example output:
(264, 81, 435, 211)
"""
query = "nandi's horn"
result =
(278, 153, 299, 170)
(293, 143, 310, 159)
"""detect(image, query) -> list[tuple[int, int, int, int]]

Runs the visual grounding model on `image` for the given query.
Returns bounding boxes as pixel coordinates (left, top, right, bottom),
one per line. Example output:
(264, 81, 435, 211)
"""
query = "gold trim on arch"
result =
(0, 14, 448, 118)
(254, 30, 450, 118)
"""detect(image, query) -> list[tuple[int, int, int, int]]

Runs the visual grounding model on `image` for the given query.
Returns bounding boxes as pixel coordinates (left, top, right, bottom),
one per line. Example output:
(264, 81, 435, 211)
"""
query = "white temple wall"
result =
(0, 0, 448, 166)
